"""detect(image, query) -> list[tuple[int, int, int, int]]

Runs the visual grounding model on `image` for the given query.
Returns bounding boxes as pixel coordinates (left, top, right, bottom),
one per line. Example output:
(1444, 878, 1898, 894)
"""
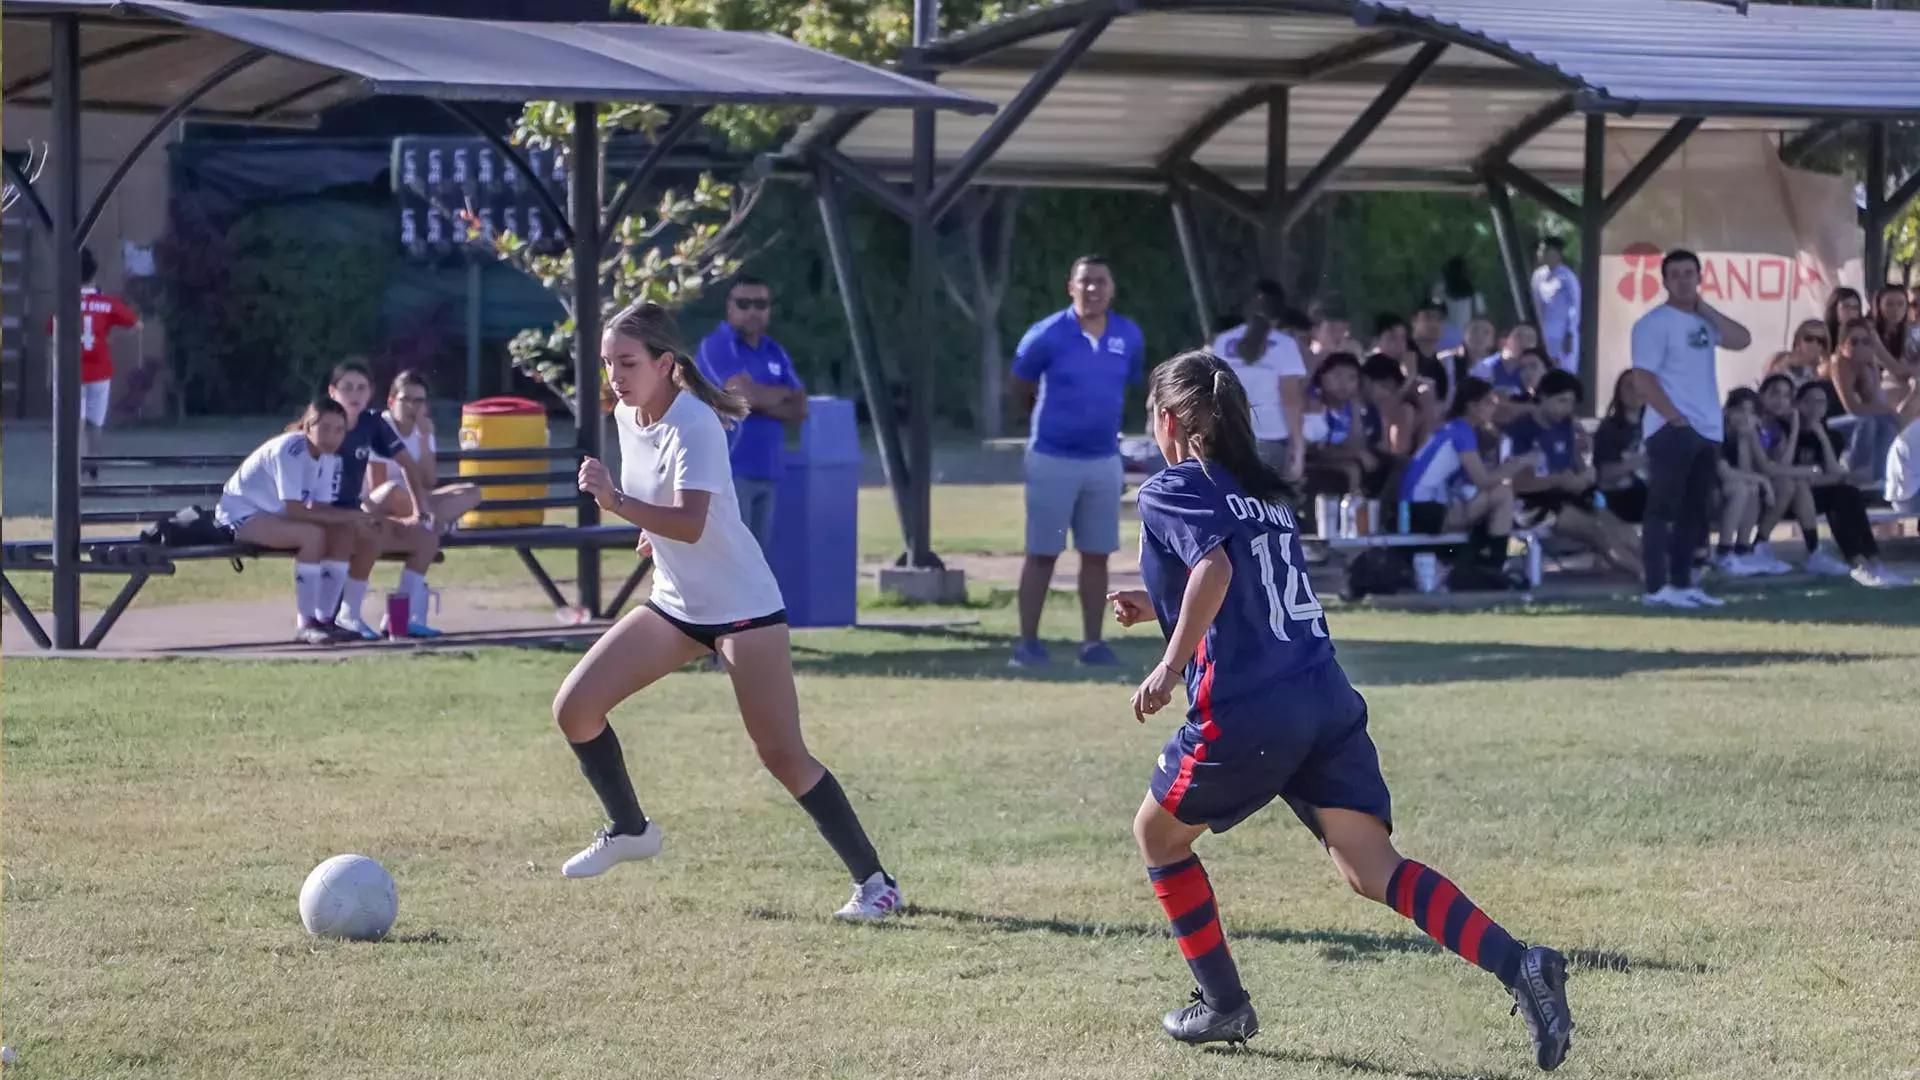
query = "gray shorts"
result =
(1024, 450, 1124, 557)
(735, 477, 778, 553)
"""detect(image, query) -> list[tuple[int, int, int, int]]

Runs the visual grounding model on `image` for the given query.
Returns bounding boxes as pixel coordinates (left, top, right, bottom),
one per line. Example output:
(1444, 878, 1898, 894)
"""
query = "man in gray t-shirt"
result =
(1628, 249, 1752, 609)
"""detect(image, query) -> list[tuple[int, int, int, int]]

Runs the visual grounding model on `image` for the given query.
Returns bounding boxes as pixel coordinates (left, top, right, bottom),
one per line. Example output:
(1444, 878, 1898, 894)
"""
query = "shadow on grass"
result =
(1204, 1043, 1528, 1080)
(747, 903, 1703, 976)
(772, 624, 1868, 688)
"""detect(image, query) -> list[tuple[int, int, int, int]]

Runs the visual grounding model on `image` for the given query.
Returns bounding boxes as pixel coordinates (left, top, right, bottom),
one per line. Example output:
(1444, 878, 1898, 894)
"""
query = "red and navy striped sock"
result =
(1148, 855, 1246, 1011)
(1387, 859, 1524, 987)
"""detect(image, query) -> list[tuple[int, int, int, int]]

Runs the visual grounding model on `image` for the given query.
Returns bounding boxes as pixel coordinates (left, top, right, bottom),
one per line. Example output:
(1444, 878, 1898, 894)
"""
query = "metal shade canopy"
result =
(798, 0, 1920, 192)
(2, 0, 995, 125)
(3, 0, 995, 649)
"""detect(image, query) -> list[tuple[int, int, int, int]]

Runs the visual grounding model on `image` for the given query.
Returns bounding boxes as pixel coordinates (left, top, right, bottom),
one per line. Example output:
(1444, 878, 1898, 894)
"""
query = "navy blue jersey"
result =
(1504, 412, 1577, 473)
(1136, 460, 1336, 721)
(331, 410, 407, 508)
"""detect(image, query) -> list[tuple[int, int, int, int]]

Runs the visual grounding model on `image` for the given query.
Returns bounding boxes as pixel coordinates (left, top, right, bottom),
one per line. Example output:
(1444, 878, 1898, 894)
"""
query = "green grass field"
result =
(5, 589, 1920, 1079)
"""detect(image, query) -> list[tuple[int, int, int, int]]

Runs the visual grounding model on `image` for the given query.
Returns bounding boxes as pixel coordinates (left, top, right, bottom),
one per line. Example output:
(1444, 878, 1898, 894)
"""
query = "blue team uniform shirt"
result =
(1504, 412, 1577, 473)
(1399, 418, 1480, 504)
(1470, 355, 1530, 397)
(1136, 461, 1335, 721)
(1011, 308, 1144, 459)
(331, 410, 408, 508)
(696, 326, 804, 481)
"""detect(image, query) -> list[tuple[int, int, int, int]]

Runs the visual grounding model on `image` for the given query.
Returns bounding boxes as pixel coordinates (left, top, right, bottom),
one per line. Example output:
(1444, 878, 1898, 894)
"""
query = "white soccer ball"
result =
(299, 854, 398, 941)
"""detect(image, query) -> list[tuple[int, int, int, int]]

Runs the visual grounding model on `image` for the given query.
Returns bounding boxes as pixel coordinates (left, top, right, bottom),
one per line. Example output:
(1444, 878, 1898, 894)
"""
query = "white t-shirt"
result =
(1210, 326, 1307, 441)
(372, 410, 436, 490)
(1887, 415, 1920, 505)
(615, 392, 784, 624)
(216, 431, 339, 527)
(1630, 303, 1724, 442)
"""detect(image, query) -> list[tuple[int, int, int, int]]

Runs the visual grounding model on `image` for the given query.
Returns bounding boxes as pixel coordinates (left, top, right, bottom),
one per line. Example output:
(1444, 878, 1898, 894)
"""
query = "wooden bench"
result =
(1, 448, 653, 650)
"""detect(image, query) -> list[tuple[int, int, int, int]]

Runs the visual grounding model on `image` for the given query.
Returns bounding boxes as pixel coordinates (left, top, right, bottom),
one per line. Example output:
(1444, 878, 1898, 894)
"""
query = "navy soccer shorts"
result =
(1148, 662, 1393, 838)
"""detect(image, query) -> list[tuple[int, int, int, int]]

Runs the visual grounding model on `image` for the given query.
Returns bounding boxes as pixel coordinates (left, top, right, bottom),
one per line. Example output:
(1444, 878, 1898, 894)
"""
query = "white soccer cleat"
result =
(561, 824, 663, 879)
(1715, 553, 1762, 578)
(1679, 586, 1726, 608)
(1642, 586, 1699, 610)
(1749, 543, 1795, 575)
(833, 871, 902, 922)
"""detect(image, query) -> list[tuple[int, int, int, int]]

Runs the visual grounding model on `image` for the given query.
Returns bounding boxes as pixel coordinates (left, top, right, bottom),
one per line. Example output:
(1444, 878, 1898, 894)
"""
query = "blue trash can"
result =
(766, 398, 860, 628)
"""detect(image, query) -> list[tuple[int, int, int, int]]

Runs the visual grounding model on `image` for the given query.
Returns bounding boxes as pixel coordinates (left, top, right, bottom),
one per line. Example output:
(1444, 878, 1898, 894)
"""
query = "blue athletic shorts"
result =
(1148, 663, 1392, 838)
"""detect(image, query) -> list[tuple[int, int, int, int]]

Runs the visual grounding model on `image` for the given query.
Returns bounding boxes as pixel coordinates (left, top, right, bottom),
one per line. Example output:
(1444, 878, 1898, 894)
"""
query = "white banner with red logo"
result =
(1597, 130, 1863, 410)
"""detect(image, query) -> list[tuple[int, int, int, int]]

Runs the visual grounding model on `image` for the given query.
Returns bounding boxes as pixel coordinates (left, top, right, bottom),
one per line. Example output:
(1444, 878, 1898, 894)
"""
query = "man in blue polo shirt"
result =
(696, 275, 808, 552)
(1009, 254, 1144, 668)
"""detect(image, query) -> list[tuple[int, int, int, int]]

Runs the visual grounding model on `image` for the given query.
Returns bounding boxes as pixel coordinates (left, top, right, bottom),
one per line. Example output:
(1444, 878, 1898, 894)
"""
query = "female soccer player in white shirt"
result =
(214, 398, 381, 646)
(554, 301, 902, 921)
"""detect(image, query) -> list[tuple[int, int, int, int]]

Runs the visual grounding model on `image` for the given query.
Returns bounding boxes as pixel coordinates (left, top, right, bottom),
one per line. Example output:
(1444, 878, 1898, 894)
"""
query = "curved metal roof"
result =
(0, 0, 995, 125)
(802, 0, 1919, 192)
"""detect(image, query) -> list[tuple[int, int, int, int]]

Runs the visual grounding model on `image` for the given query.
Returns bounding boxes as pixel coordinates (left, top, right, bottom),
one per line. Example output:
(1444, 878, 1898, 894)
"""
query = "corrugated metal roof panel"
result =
(817, 0, 1916, 193)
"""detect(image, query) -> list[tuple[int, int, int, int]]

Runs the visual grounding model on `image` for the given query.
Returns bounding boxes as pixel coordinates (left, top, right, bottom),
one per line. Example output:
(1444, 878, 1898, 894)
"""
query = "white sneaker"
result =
(1643, 586, 1700, 610)
(1750, 543, 1792, 574)
(1806, 549, 1852, 577)
(1679, 586, 1726, 608)
(833, 871, 902, 922)
(1716, 552, 1762, 578)
(561, 823, 663, 878)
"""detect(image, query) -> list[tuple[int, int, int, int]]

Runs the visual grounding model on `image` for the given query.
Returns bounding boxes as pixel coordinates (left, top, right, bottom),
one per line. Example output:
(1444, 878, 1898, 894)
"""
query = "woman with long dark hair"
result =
(1829, 316, 1908, 486)
(1398, 377, 1540, 569)
(1592, 370, 1649, 523)
(1766, 379, 1909, 587)
(553, 301, 903, 919)
(1104, 350, 1576, 1067)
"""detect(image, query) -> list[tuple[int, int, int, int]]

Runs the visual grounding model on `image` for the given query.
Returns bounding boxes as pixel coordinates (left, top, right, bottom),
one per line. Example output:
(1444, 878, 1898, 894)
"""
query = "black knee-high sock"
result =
(569, 725, 647, 836)
(796, 770, 884, 882)
(1387, 859, 1525, 987)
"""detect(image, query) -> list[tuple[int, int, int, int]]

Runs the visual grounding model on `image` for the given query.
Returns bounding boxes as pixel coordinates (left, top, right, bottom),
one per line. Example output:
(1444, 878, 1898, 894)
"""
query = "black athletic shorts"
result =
(1405, 501, 1451, 535)
(1520, 487, 1599, 515)
(647, 600, 787, 652)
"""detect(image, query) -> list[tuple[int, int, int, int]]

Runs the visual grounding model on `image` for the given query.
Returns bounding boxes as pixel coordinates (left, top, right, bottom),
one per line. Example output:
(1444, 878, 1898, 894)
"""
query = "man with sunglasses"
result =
(696, 276, 809, 552)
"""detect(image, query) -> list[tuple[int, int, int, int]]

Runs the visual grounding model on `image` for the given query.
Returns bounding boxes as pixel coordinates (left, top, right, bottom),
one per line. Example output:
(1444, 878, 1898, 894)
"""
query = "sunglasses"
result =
(732, 298, 770, 311)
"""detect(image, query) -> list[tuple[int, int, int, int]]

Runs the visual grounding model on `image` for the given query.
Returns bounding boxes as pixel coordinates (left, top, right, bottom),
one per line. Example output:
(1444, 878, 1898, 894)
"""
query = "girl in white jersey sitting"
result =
(554, 301, 902, 921)
(365, 369, 484, 533)
(214, 398, 382, 646)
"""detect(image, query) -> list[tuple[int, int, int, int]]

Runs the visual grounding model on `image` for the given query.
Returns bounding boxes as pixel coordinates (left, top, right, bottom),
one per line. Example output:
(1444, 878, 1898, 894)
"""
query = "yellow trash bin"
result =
(458, 396, 548, 528)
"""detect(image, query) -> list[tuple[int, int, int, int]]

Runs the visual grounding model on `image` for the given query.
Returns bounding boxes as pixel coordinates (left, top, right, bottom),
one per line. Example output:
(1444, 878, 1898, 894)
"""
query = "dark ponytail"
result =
(1146, 350, 1292, 504)
(285, 396, 347, 434)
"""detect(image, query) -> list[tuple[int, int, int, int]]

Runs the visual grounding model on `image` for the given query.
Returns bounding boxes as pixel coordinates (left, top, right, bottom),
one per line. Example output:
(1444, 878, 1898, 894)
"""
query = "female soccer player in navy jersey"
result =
(1108, 350, 1576, 1069)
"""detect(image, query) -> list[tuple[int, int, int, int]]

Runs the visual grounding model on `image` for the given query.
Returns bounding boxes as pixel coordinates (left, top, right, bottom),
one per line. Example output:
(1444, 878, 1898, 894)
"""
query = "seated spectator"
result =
(1773, 380, 1909, 587)
(1592, 370, 1649, 523)
(1302, 352, 1387, 497)
(1505, 369, 1642, 579)
(214, 399, 381, 646)
(1765, 319, 1830, 386)
(1829, 316, 1910, 490)
(1471, 325, 1540, 398)
(1873, 284, 1919, 378)
(1712, 389, 1791, 577)
(1442, 316, 1499, 376)
(365, 370, 484, 535)
(1360, 352, 1432, 459)
(1309, 300, 1360, 365)
(1882, 376, 1920, 514)
(1747, 375, 1821, 571)
(1375, 311, 1455, 406)
(1400, 377, 1540, 573)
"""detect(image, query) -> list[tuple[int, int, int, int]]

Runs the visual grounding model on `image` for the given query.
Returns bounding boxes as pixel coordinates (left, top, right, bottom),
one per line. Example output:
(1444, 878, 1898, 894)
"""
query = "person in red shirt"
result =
(46, 248, 140, 472)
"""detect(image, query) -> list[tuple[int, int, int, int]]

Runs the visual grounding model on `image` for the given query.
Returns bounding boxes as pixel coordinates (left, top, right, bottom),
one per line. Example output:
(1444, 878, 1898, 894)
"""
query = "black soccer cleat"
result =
(1509, 945, 1574, 1071)
(1161, 989, 1259, 1046)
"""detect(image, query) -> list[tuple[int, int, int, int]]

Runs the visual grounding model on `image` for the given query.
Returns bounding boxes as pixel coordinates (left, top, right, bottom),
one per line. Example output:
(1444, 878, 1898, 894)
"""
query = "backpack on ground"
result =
(1343, 547, 1414, 600)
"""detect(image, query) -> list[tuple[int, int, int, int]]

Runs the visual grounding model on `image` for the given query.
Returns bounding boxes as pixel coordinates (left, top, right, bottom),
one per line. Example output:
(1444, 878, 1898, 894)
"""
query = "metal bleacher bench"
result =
(1, 446, 648, 650)
(1320, 520, 1546, 589)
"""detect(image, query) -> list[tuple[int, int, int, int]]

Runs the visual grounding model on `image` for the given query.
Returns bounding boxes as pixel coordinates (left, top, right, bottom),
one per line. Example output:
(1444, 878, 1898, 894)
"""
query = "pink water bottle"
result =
(386, 592, 411, 639)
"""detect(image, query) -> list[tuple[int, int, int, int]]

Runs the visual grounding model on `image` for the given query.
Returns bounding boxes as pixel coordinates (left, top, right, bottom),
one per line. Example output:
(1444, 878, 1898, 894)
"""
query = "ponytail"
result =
(1147, 350, 1292, 505)
(604, 300, 748, 424)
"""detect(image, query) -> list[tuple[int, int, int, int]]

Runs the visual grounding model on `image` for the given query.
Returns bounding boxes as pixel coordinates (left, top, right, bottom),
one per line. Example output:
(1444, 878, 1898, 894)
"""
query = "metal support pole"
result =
(1169, 183, 1215, 342)
(1578, 113, 1605, 407)
(466, 259, 483, 402)
(1483, 175, 1535, 326)
(1261, 86, 1289, 282)
(51, 15, 83, 650)
(906, 0, 940, 569)
(570, 102, 604, 616)
(1865, 122, 1889, 290)
(815, 167, 916, 553)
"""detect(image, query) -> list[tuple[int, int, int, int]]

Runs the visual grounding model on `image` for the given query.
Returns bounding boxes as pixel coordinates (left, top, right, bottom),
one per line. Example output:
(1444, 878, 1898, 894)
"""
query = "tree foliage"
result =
(460, 102, 760, 416)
